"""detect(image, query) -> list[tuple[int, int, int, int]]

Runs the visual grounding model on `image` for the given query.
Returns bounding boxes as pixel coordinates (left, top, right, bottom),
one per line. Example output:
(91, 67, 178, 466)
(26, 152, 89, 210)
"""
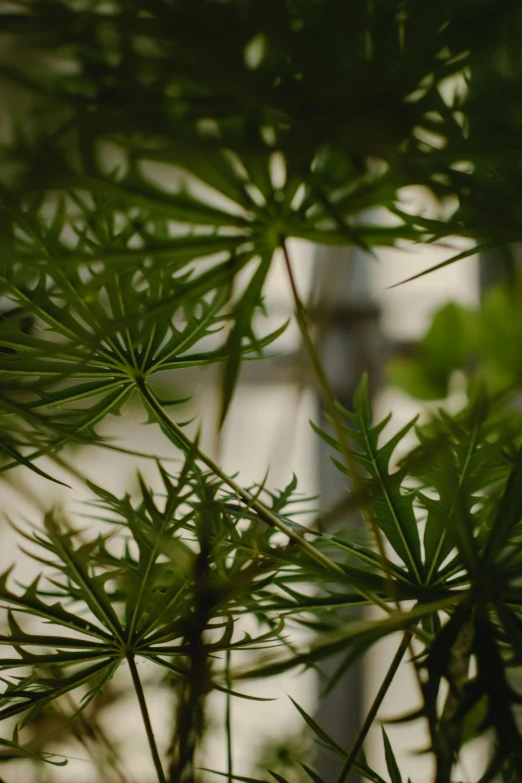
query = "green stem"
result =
(280, 239, 399, 601)
(127, 653, 166, 783)
(226, 648, 233, 783)
(136, 376, 396, 617)
(336, 632, 411, 783)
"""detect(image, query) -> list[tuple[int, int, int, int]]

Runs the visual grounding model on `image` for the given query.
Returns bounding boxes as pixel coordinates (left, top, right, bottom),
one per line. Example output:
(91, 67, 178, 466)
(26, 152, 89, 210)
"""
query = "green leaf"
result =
(268, 772, 293, 783)
(299, 764, 327, 783)
(236, 597, 459, 679)
(0, 659, 118, 723)
(220, 252, 273, 424)
(0, 728, 67, 766)
(289, 697, 347, 759)
(382, 729, 403, 783)
(354, 748, 389, 783)
(481, 445, 522, 567)
(313, 377, 422, 581)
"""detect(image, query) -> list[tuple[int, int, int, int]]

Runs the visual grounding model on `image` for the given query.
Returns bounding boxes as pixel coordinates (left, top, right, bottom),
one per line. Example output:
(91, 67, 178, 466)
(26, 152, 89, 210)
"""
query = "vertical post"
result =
(311, 245, 381, 783)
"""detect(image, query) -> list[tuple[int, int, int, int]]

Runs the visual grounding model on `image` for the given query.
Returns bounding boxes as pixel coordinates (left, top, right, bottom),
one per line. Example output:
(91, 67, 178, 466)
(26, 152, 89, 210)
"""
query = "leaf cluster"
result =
(1, 2, 522, 783)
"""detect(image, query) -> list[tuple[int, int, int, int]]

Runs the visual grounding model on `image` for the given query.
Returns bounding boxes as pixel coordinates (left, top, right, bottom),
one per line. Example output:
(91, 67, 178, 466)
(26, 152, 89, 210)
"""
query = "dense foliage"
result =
(1, 1, 522, 782)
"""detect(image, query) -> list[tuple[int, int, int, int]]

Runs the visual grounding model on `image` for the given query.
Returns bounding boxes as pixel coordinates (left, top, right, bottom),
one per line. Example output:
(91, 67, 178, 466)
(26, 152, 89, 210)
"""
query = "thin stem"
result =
(226, 648, 233, 783)
(127, 653, 166, 783)
(335, 632, 411, 783)
(280, 239, 398, 601)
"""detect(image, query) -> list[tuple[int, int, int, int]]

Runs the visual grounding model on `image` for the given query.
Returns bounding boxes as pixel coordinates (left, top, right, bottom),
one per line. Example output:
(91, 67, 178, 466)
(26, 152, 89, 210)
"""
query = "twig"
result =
(127, 653, 166, 783)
